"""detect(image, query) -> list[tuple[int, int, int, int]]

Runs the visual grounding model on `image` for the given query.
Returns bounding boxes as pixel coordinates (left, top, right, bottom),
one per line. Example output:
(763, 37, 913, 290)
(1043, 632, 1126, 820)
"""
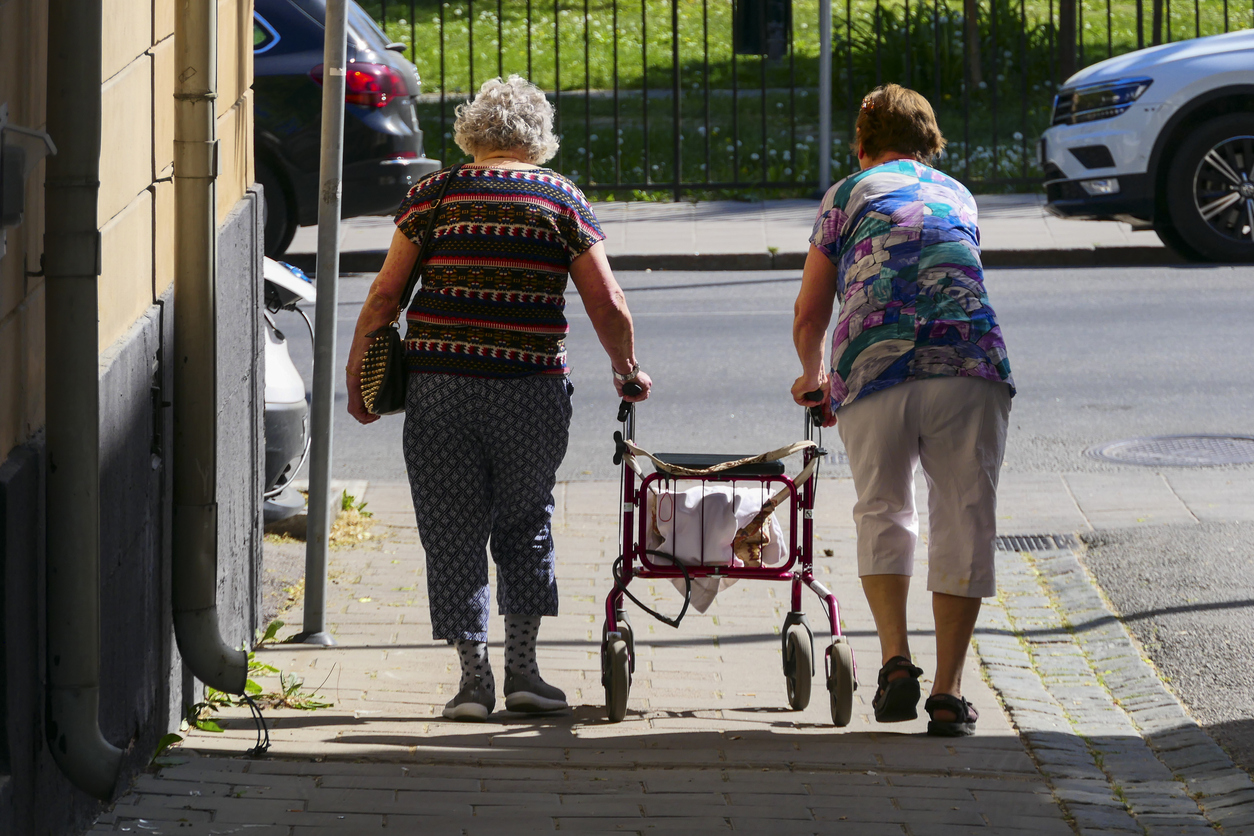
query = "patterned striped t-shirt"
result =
(810, 159, 1014, 409)
(395, 166, 605, 377)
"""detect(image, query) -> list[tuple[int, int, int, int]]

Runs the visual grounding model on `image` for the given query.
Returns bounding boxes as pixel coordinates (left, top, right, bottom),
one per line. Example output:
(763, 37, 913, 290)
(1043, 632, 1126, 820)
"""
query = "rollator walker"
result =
(600, 387, 857, 724)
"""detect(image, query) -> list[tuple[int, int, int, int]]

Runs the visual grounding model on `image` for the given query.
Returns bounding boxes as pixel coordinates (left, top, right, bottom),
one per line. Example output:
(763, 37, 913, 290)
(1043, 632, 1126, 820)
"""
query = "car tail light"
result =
(309, 62, 410, 108)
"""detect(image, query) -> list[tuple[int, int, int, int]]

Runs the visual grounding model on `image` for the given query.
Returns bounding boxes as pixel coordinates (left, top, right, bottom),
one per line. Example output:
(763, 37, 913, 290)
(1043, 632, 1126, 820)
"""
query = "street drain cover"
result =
(1086, 435, 1254, 467)
(996, 534, 1079, 552)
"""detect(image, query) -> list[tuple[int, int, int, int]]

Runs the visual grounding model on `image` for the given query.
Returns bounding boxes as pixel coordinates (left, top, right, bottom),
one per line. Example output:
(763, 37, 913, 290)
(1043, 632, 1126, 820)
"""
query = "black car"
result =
(253, 0, 441, 256)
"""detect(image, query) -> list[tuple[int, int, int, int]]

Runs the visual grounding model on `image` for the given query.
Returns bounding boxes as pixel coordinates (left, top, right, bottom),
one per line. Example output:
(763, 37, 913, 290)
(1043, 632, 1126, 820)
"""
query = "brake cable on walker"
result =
(611, 549, 692, 629)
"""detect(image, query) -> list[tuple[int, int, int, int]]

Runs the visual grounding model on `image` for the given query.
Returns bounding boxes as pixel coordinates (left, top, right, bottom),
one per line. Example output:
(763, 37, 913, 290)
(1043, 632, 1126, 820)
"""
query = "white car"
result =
(1040, 30, 1254, 262)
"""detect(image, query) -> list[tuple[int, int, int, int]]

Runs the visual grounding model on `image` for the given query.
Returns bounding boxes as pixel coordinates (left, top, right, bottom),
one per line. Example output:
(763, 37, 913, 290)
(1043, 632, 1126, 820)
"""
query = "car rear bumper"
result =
(342, 155, 442, 219)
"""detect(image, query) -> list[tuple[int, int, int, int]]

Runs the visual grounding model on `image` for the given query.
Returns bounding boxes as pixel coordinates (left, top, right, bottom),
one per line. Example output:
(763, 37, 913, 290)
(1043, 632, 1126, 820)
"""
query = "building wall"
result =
(0, 0, 264, 831)
(0, 0, 48, 466)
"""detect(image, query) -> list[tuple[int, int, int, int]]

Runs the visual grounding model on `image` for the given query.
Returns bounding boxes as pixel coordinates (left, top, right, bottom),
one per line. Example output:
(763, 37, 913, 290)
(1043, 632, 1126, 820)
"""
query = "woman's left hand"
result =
(792, 373, 836, 427)
(346, 365, 381, 425)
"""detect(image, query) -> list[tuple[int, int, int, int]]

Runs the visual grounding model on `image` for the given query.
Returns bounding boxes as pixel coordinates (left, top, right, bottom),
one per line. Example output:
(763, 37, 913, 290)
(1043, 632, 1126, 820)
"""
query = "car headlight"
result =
(1052, 77, 1153, 126)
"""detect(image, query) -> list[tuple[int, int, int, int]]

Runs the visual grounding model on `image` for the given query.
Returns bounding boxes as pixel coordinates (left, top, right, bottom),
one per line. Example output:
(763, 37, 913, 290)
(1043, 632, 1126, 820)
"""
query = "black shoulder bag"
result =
(358, 164, 462, 415)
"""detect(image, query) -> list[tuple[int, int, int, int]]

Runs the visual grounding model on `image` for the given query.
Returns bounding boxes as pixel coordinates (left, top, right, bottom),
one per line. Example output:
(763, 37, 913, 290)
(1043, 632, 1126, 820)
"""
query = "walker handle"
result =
(804, 389, 825, 426)
(617, 382, 643, 423)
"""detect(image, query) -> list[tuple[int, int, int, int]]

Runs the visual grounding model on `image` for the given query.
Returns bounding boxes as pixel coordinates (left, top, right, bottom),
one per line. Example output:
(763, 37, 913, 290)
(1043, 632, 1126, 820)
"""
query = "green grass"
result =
(357, 0, 1253, 194)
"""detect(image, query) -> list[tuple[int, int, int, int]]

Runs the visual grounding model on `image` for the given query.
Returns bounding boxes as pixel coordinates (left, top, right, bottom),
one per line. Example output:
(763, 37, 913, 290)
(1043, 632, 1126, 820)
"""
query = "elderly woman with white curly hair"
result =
(347, 75, 651, 721)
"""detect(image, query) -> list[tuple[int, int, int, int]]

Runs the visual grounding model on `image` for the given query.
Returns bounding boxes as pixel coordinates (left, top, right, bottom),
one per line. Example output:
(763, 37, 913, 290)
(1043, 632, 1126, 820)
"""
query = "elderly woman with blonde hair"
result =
(347, 75, 651, 721)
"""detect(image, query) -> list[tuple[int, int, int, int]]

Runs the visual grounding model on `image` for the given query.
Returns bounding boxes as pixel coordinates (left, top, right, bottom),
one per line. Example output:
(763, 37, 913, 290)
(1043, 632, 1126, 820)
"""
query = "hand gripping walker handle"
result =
(617, 381, 644, 423)
(804, 389, 825, 426)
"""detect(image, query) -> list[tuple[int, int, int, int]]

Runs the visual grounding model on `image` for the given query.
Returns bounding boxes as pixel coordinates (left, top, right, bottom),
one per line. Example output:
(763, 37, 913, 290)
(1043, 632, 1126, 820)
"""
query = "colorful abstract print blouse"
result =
(810, 160, 1014, 409)
(395, 166, 605, 377)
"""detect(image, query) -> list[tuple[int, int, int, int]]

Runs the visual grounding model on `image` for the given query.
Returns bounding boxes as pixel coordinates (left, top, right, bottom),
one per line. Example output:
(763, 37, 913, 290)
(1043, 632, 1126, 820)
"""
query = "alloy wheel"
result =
(1193, 135, 1254, 244)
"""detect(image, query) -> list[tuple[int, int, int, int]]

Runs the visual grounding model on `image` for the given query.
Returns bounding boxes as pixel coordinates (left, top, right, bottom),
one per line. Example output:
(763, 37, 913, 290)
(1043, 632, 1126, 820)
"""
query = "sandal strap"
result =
(924, 693, 978, 722)
(876, 656, 924, 689)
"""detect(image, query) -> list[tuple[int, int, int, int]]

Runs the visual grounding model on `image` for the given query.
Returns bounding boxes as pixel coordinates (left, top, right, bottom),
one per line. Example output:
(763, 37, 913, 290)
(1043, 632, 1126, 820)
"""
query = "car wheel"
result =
(258, 160, 298, 258)
(1164, 114, 1254, 263)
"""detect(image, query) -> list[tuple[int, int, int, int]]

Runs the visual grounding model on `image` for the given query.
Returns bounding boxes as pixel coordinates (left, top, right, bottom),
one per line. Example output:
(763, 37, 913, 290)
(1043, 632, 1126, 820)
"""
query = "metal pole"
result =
(818, 0, 832, 193)
(298, 0, 349, 646)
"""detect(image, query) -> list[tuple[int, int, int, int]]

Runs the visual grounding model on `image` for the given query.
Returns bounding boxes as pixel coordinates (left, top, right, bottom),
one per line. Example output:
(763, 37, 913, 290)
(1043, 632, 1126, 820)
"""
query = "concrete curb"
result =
(284, 246, 1185, 276)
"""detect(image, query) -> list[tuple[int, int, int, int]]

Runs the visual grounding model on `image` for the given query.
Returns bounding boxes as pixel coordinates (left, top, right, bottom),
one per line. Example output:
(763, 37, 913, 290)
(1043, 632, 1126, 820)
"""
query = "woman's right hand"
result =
(615, 369, 652, 402)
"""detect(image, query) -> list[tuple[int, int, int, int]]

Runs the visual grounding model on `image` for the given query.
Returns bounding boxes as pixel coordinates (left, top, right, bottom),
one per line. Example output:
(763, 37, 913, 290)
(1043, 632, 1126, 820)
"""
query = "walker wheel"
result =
(601, 613, 635, 674)
(827, 637, 855, 727)
(604, 637, 631, 722)
(783, 625, 813, 710)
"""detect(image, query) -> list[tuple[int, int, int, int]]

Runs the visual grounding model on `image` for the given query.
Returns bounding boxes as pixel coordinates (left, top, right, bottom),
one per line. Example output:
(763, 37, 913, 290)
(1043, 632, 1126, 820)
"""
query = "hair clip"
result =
(861, 96, 875, 111)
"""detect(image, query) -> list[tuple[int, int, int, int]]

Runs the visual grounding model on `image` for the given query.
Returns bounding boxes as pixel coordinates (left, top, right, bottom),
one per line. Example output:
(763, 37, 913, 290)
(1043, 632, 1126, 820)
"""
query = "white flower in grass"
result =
(699, 163, 707, 170)
(726, 145, 735, 152)
(590, 134, 598, 141)
(784, 167, 792, 175)
(697, 125, 706, 135)
(577, 148, 586, 155)
(769, 148, 777, 156)
(782, 151, 790, 160)
(806, 135, 814, 143)
(1013, 132, 1024, 141)
(750, 152, 759, 160)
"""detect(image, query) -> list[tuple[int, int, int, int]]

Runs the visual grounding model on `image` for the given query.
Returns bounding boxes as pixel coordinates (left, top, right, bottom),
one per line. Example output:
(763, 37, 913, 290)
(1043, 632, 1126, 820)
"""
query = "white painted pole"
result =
(818, 0, 833, 195)
(298, 0, 349, 646)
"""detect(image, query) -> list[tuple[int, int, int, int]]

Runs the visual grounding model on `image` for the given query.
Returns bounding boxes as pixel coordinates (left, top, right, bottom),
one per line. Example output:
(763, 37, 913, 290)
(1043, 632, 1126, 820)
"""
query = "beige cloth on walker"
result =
(645, 485, 785, 612)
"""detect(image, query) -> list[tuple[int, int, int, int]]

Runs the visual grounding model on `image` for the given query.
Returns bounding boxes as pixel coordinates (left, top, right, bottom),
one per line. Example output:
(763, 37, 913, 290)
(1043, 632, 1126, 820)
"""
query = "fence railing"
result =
(359, 0, 1254, 196)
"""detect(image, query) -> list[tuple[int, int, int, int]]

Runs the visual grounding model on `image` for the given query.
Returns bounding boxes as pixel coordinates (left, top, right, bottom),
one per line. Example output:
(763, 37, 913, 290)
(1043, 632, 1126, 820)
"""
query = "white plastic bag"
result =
(645, 484, 785, 612)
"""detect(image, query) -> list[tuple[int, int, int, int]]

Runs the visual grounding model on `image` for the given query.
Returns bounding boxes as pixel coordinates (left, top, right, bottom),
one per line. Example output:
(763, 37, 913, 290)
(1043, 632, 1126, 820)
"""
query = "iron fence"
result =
(359, 0, 1254, 196)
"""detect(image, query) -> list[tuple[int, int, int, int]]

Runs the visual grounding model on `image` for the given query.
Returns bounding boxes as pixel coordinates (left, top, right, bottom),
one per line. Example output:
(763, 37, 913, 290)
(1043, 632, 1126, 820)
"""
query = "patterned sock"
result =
(453, 640, 495, 694)
(503, 614, 540, 678)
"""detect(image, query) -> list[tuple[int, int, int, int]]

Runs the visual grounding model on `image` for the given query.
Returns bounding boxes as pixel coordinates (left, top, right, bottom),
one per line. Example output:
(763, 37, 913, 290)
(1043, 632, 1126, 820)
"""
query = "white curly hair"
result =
(453, 75, 560, 164)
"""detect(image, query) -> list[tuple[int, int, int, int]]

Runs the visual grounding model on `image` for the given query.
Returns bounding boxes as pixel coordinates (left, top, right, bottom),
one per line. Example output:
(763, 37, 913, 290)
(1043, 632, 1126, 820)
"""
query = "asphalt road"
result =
(278, 263, 1254, 482)
(1083, 522, 1254, 771)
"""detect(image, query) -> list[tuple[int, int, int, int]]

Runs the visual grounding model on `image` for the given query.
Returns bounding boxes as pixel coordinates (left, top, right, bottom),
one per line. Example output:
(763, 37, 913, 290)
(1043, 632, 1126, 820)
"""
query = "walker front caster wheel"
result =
(603, 636, 631, 722)
(783, 624, 813, 710)
(826, 637, 856, 727)
(602, 612, 635, 674)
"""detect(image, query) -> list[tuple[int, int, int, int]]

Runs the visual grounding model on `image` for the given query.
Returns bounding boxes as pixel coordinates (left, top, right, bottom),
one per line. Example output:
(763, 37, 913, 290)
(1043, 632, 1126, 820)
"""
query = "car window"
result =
(287, 0, 375, 50)
(254, 12, 281, 54)
(347, 2, 392, 48)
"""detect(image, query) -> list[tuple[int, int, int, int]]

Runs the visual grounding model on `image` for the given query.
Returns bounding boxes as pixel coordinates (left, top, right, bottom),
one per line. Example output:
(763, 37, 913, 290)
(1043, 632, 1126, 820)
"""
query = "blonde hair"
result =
(453, 75, 560, 164)
(856, 84, 946, 164)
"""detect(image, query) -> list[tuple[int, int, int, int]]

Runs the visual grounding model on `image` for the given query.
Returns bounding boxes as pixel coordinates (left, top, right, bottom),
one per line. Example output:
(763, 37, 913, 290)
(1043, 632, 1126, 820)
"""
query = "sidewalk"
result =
(91, 469, 1254, 834)
(285, 193, 1179, 275)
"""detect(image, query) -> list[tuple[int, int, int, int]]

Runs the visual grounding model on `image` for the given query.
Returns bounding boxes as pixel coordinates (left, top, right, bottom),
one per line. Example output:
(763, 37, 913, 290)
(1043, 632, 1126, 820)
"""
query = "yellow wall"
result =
(0, 0, 49, 461)
(0, 0, 255, 459)
(97, 0, 256, 352)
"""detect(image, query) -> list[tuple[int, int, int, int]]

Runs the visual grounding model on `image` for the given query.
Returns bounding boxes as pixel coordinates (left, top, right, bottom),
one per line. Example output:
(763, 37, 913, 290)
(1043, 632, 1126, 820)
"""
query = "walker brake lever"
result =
(804, 389, 825, 426)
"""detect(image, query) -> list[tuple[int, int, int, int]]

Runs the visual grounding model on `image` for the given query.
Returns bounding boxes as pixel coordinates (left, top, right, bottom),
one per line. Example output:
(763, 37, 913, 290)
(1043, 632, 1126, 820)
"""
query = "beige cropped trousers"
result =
(836, 376, 1011, 598)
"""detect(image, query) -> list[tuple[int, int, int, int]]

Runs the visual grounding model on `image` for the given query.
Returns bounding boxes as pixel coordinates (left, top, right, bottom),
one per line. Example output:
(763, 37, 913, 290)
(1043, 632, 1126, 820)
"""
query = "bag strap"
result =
(393, 163, 463, 322)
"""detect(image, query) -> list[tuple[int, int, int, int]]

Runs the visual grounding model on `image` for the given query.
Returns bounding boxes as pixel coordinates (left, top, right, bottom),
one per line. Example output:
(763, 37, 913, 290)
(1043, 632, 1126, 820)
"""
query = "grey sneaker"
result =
(442, 675, 495, 721)
(503, 670, 568, 713)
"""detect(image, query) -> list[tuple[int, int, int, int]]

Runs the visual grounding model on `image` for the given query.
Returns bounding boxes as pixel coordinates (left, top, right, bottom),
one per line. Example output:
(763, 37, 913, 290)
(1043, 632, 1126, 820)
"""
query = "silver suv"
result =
(1040, 30, 1254, 262)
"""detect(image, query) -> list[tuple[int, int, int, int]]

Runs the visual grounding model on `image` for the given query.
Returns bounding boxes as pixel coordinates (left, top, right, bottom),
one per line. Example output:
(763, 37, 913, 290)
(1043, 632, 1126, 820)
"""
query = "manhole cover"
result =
(1085, 435, 1254, 467)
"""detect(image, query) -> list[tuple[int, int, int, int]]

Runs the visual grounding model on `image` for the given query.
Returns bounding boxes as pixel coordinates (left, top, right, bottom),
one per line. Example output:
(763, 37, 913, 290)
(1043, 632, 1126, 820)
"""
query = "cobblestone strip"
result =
(1030, 548, 1254, 836)
(976, 557, 1145, 836)
(979, 545, 1254, 836)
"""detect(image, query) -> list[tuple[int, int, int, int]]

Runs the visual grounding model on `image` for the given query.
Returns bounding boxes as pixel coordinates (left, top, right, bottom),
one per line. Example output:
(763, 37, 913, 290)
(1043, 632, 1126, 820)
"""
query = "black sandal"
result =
(924, 694, 979, 737)
(871, 656, 924, 722)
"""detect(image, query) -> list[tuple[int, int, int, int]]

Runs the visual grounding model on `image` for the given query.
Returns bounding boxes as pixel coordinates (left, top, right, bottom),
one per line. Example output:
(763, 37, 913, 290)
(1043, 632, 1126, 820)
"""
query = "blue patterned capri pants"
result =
(403, 373, 573, 642)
